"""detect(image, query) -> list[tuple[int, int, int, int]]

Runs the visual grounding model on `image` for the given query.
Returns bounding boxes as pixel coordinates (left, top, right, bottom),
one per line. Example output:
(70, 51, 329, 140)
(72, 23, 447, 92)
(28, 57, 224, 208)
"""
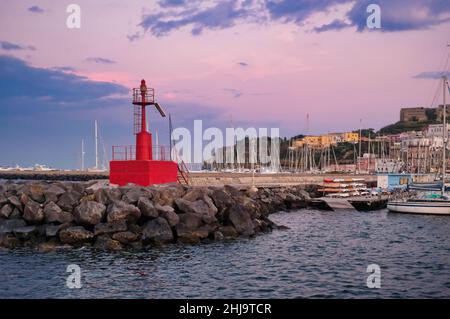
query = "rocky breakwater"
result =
(0, 181, 310, 251)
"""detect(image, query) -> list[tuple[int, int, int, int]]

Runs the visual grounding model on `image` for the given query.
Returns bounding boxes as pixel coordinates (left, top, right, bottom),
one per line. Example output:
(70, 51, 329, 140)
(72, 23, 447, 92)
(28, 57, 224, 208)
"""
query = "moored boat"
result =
(387, 199, 450, 215)
(387, 75, 450, 215)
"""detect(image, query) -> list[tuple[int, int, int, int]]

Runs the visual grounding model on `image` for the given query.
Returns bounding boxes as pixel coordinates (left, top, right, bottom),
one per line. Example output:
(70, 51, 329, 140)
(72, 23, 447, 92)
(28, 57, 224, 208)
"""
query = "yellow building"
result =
(292, 132, 359, 149)
(343, 132, 359, 143)
(329, 133, 344, 145)
(303, 136, 322, 147)
(320, 135, 333, 147)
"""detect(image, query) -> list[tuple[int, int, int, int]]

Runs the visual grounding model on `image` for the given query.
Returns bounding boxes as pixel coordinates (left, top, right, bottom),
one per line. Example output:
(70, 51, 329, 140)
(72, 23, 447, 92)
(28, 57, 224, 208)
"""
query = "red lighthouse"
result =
(109, 79, 179, 186)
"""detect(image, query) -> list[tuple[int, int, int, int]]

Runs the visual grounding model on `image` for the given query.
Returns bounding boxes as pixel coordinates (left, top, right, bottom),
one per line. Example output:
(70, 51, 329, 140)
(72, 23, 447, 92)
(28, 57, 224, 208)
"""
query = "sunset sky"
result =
(0, 0, 449, 168)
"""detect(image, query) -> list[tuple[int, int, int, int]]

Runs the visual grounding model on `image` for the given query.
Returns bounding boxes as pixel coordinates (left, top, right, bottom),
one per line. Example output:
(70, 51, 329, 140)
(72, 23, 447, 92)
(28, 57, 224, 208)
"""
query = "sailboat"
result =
(387, 75, 450, 215)
(87, 120, 108, 172)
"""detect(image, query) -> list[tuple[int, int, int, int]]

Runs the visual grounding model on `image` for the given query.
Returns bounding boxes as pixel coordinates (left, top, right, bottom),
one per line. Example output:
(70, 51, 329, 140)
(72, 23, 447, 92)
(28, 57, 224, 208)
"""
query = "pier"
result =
(308, 196, 389, 211)
(0, 170, 376, 186)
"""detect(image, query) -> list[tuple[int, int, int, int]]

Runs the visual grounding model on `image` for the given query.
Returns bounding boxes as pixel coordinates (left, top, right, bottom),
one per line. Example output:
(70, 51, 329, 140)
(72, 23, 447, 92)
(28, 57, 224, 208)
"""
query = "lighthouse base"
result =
(109, 160, 178, 187)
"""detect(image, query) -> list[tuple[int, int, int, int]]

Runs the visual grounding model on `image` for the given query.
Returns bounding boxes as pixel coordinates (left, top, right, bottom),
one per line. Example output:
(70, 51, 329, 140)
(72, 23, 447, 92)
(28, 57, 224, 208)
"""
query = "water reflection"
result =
(1, 209, 449, 298)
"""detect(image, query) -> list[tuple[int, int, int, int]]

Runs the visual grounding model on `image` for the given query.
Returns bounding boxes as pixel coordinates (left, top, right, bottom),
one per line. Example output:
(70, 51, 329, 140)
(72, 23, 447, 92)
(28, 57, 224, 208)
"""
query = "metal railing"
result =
(112, 145, 135, 161)
(132, 88, 155, 105)
(133, 105, 142, 135)
(152, 145, 171, 161)
(112, 145, 171, 161)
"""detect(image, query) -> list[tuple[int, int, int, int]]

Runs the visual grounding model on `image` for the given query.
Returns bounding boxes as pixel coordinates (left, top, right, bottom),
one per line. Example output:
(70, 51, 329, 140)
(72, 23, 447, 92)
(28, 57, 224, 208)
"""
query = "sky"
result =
(0, 0, 449, 169)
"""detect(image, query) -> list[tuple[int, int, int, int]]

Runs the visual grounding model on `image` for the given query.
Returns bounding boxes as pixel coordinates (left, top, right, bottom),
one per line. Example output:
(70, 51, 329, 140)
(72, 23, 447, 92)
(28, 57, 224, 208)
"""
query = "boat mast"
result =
(95, 120, 99, 170)
(358, 119, 362, 174)
(442, 75, 448, 195)
(81, 139, 85, 171)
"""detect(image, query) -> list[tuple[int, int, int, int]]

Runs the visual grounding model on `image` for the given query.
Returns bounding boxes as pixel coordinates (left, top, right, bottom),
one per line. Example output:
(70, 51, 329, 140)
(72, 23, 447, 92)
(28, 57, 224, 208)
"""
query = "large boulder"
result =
(137, 197, 158, 218)
(213, 231, 225, 241)
(218, 225, 238, 238)
(94, 220, 127, 236)
(9, 208, 22, 219)
(0, 203, 13, 218)
(236, 196, 261, 219)
(0, 194, 8, 206)
(19, 193, 29, 207)
(73, 201, 106, 226)
(38, 241, 59, 252)
(174, 213, 210, 243)
(112, 231, 138, 244)
(297, 189, 311, 200)
(224, 185, 242, 197)
(44, 202, 74, 224)
(94, 235, 123, 251)
(13, 226, 38, 240)
(71, 182, 87, 195)
(94, 188, 122, 205)
(7, 196, 22, 211)
(45, 223, 71, 237)
(57, 191, 83, 212)
(127, 223, 143, 235)
(142, 217, 174, 244)
(155, 204, 174, 214)
(59, 226, 94, 244)
(85, 181, 108, 194)
(176, 225, 212, 244)
(6, 184, 21, 193)
(23, 199, 44, 224)
(153, 185, 186, 206)
(106, 201, 141, 223)
(284, 193, 307, 209)
(0, 218, 26, 234)
(252, 217, 276, 232)
(226, 204, 255, 236)
(158, 205, 180, 227)
(202, 195, 218, 217)
(21, 184, 46, 203)
(122, 188, 151, 204)
(0, 233, 20, 249)
(175, 198, 216, 218)
(44, 184, 66, 203)
(209, 188, 235, 214)
(182, 188, 210, 202)
(245, 186, 259, 198)
(176, 213, 203, 230)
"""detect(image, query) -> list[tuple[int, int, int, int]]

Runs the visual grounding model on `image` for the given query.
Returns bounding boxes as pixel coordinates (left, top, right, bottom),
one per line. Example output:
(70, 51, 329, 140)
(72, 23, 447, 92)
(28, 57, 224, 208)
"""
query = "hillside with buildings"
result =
(379, 104, 448, 135)
(281, 104, 450, 174)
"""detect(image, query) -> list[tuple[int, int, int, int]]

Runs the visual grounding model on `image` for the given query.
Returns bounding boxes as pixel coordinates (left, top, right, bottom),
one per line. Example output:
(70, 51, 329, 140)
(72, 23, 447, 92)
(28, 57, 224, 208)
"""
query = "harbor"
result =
(0, 71, 449, 254)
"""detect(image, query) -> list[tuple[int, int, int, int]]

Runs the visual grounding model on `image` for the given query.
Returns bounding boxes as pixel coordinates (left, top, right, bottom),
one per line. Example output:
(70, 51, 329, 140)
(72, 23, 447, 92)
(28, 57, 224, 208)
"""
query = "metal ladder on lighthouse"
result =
(171, 145, 191, 185)
(177, 160, 191, 185)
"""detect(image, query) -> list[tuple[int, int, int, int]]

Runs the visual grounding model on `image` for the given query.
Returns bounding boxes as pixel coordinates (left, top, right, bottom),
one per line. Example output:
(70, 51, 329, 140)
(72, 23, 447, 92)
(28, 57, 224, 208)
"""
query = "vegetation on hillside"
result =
(378, 120, 433, 135)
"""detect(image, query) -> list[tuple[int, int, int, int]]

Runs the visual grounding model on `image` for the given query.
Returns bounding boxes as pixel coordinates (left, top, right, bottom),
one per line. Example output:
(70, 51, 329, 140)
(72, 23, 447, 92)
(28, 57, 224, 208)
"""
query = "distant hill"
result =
(378, 120, 435, 135)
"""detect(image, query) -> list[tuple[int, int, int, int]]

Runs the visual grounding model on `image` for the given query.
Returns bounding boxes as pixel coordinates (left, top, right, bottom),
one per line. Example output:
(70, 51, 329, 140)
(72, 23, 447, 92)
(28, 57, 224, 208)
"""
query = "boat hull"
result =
(387, 201, 450, 215)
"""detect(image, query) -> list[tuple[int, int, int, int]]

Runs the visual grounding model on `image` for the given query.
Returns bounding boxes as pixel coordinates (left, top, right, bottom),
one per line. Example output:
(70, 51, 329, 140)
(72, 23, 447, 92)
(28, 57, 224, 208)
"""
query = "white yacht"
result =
(387, 198, 450, 215)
